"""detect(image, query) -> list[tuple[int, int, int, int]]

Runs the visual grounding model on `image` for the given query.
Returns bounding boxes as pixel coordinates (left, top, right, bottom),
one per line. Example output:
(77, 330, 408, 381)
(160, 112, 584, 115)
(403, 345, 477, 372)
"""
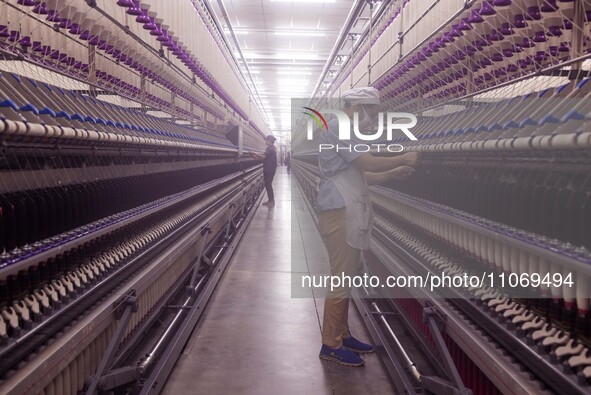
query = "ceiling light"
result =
(275, 31, 325, 37)
(276, 52, 318, 60)
(271, 0, 335, 2)
(279, 89, 309, 94)
(280, 93, 309, 97)
(277, 71, 313, 75)
(279, 82, 309, 91)
(226, 30, 248, 35)
(278, 80, 310, 85)
(238, 52, 258, 58)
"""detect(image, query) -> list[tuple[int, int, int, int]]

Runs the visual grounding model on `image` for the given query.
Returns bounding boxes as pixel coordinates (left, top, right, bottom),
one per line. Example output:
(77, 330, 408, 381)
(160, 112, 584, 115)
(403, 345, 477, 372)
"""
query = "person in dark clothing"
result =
(250, 135, 278, 206)
(285, 151, 291, 173)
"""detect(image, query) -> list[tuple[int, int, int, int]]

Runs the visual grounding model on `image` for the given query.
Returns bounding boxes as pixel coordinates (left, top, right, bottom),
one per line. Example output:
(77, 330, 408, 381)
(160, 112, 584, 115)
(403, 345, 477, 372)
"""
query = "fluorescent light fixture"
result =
(278, 80, 310, 85)
(278, 86, 309, 90)
(226, 30, 248, 35)
(275, 31, 325, 37)
(277, 70, 312, 75)
(276, 52, 318, 60)
(238, 52, 258, 58)
(284, 94, 310, 97)
(272, 0, 335, 2)
(283, 88, 310, 97)
(279, 87, 309, 92)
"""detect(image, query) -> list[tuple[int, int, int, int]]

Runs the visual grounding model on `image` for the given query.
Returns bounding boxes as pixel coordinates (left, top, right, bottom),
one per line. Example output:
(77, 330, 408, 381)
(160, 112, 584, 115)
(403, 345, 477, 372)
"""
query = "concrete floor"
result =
(162, 167, 395, 395)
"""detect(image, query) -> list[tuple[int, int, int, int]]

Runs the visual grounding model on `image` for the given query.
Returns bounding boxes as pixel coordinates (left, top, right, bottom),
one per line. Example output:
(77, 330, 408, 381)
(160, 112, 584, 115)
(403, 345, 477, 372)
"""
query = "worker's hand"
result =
(402, 152, 420, 167)
(390, 166, 415, 181)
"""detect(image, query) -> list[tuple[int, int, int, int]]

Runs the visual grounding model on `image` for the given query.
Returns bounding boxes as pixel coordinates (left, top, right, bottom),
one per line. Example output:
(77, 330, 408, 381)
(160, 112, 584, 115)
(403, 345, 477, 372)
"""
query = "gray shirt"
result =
(263, 144, 277, 174)
(316, 118, 365, 212)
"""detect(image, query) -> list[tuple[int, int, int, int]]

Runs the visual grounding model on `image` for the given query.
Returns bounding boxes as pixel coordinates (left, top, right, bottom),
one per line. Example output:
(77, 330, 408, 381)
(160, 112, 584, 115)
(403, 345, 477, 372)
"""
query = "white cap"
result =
(341, 87, 380, 106)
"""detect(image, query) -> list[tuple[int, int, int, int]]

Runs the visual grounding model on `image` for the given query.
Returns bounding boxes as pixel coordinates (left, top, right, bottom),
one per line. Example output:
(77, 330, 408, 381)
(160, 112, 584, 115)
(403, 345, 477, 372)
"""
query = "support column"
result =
(89, 45, 97, 97)
(570, 0, 585, 76)
(237, 125, 243, 156)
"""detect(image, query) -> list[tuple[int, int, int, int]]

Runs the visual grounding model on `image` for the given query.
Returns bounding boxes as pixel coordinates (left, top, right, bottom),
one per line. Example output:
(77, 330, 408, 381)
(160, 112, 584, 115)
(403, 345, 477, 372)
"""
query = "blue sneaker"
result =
(342, 336, 375, 354)
(319, 345, 365, 367)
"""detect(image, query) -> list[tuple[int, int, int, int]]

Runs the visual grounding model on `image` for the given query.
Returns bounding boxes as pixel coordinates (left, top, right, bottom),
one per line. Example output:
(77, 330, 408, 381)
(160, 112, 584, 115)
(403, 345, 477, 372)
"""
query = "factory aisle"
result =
(162, 167, 394, 394)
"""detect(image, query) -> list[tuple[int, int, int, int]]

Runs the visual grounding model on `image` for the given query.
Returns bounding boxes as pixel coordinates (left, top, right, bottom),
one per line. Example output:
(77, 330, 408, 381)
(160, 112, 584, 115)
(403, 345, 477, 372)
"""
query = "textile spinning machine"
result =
(294, 0, 591, 394)
(0, 0, 269, 394)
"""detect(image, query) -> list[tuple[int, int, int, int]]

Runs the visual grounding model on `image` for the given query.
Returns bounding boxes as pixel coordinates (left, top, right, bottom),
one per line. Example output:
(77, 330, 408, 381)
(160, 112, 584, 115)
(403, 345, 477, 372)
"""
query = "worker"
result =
(286, 150, 291, 173)
(250, 135, 278, 206)
(316, 87, 419, 367)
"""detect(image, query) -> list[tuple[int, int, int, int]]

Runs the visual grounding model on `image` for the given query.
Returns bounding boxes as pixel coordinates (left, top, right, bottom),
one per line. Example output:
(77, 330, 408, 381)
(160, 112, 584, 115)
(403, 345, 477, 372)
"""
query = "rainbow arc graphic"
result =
(302, 107, 328, 130)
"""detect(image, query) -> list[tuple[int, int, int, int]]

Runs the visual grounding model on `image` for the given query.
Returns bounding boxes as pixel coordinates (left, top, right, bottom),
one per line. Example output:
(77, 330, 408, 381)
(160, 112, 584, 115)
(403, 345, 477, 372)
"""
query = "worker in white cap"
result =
(316, 86, 419, 366)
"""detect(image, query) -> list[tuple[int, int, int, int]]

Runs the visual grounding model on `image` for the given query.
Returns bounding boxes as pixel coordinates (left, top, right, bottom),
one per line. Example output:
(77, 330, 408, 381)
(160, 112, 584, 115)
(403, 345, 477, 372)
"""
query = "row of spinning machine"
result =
(295, 0, 591, 394)
(0, 0, 268, 394)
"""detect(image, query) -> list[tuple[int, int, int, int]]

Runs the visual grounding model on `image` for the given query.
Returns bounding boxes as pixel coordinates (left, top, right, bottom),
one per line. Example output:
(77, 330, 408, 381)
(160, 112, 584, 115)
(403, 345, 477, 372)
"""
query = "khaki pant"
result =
(318, 208, 360, 348)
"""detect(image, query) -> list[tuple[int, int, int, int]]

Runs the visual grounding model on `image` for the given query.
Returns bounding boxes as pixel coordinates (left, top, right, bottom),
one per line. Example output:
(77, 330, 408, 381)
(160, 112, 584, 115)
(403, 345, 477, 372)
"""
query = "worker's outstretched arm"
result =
(352, 151, 419, 173)
(365, 166, 415, 185)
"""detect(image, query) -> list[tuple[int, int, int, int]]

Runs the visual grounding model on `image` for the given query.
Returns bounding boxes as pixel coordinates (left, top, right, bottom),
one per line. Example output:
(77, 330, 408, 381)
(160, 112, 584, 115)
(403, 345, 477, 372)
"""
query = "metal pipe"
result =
(139, 275, 206, 373)
(372, 302, 421, 382)
(310, 0, 366, 99)
(200, 0, 248, 89)
(88, 4, 222, 109)
(367, 1, 375, 85)
(138, 204, 248, 374)
(371, 0, 452, 87)
(327, 0, 393, 94)
(417, 52, 591, 114)
(211, 0, 269, 124)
